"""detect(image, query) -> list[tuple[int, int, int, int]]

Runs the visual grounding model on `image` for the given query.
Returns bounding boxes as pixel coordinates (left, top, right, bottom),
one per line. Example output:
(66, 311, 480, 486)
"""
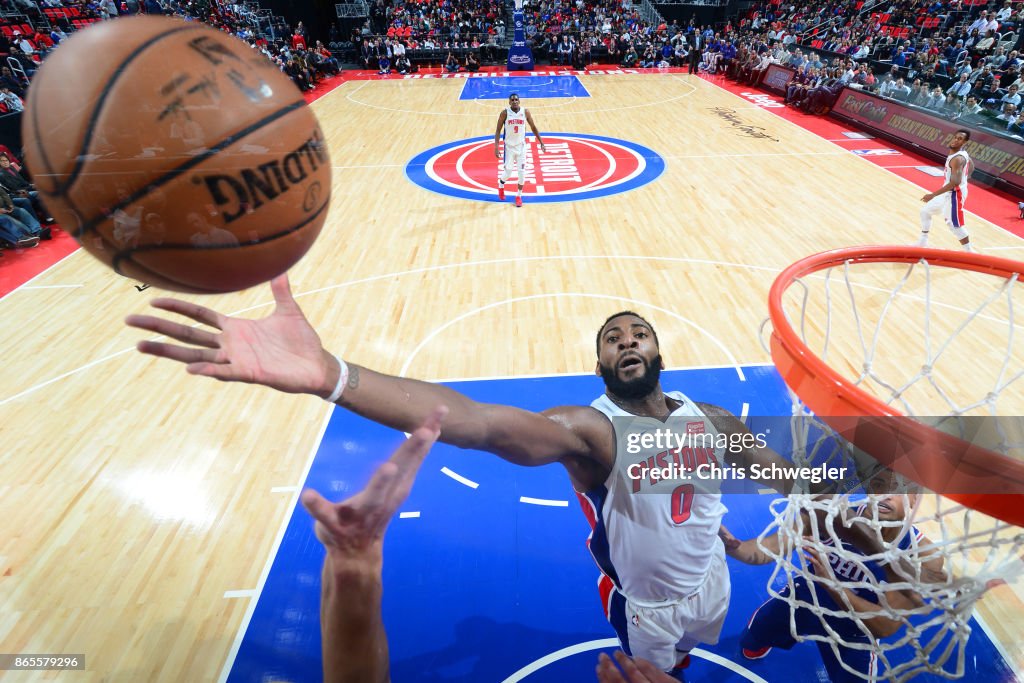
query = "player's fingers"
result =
(148, 298, 225, 329)
(613, 651, 650, 681)
(300, 488, 335, 527)
(126, 314, 220, 348)
(389, 406, 445, 469)
(360, 461, 402, 526)
(137, 340, 220, 364)
(300, 489, 343, 546)
(596, 653, 626, 683)
(270, 274, 299, 311)
(595, 655, 626, 683)
(631, 657, 670, 679)
(385, 406, 446, 503)
(186, 362, 253, 382)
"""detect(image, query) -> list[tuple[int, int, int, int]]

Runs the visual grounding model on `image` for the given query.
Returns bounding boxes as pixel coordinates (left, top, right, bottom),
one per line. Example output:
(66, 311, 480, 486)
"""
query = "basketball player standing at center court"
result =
(915, 129, 974, 251)
(127, 283, 809, 681)
(494, 93, 546, 207)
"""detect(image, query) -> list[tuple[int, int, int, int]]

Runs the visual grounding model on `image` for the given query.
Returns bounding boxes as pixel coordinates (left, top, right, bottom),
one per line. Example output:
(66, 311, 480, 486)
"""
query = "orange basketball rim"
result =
(768, 246, 1024, 528)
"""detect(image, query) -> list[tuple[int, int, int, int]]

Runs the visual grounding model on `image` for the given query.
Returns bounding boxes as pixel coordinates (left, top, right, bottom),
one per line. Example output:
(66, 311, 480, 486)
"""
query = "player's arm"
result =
(719, 525, 780, 565)
(804, 546, 904, 638)
(822, 516, 948, 610)
(494, 109, 507, 156)
(126, 275, 594, 468)
(922, 155, 965, 201)
(306, 407, 445, 683)
(335, 364, 596, 466)
(525, 109, 546, 152)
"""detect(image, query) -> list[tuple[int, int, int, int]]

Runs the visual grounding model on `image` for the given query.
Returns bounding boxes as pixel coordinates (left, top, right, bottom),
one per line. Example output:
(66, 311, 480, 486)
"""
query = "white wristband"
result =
(325, 355, 349, 403)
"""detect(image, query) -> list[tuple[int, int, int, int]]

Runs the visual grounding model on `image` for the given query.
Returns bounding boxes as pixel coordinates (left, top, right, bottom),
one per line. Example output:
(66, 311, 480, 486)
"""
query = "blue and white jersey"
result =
(792, 503, 923, 638)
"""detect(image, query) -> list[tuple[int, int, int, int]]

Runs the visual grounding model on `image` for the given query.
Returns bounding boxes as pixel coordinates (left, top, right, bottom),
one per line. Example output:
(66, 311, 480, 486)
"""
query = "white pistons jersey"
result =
(503, 107, 527, 147)
(579, 391, 729, 603)
(945, 150, 971, 199)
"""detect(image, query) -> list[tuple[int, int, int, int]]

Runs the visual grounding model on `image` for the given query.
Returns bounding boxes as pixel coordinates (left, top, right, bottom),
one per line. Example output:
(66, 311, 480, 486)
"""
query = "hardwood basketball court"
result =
(2, 71, 1022, 681)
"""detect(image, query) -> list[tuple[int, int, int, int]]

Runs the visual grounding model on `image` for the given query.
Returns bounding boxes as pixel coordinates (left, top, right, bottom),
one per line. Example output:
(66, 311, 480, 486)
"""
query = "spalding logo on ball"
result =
(22, 16, 331, 293)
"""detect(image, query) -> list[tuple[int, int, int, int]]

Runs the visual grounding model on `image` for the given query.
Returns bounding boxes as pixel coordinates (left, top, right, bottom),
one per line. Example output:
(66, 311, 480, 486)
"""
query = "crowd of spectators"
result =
(0, 0, 1020, 249)
(344, 0, 507, 70)
(722, 0, 1024, 136)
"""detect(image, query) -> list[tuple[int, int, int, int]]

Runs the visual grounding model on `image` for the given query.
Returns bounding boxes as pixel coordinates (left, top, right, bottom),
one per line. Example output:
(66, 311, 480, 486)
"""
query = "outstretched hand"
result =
(301, 406, 447, 565)
(125, 274, 333, 396)
(595, 652, 677, 683)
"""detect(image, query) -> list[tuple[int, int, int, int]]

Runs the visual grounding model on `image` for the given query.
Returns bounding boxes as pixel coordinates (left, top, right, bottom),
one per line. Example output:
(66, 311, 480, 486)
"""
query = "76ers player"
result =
(494, 93, 546, 207)
(128, 293, 808, 680)
(916, 129, 974, 251)
(722, 470, 945, 682)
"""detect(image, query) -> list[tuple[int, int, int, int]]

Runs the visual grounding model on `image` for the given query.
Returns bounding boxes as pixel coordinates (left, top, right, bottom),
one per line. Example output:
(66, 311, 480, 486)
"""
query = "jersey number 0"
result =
(671, 484, 695, 524)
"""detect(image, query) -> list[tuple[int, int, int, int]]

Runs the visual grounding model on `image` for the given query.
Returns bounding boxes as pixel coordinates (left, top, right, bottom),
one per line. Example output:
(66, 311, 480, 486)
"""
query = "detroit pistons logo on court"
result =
(405, 134, 665, 203)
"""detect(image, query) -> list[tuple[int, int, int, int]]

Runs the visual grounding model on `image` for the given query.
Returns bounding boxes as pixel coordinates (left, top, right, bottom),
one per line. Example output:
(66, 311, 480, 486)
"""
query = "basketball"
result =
(21, 15, 331, 293)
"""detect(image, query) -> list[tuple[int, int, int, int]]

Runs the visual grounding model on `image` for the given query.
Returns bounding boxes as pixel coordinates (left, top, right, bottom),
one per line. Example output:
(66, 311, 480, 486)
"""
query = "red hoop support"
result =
(768, 246, 1024, 528)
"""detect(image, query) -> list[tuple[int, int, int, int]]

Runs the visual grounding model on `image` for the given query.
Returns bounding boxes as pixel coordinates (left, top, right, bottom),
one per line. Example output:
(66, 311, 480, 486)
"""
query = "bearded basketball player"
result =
(127, 280, 809, 680)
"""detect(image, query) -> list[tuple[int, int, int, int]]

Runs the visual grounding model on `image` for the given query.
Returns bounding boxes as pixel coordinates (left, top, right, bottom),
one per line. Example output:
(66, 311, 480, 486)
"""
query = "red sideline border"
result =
(700, 72, 1024, 240)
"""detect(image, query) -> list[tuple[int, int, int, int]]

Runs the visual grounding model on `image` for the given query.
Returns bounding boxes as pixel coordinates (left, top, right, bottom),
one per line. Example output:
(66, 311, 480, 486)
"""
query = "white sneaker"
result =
(963, 243, 975, 253)
(912, 235, 929, 247)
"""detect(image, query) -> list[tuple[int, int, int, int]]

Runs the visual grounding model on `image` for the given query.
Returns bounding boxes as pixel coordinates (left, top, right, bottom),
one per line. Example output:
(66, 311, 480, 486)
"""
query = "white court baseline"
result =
(499, 639, 770, 683)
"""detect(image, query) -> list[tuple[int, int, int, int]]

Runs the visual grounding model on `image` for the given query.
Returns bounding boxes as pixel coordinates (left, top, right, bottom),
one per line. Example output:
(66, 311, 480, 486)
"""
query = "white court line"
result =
(499, 638, 620, 682)
(332, 163, 405, 169)
(441, 466, 479, 489)
(216, 405, 335, 683)
(397, 292, 747, 382)
(1, 255, 774, 406)
(741, 402, 750, 420)
(222, 589, 256, 599)
(399, 511, 421, 518)
(973, 610, 1023, 678)
(473, 95, 577, 110)
(520, 496, 570, 507)
(663, 151, 847, 160)
(335, 152, 847, 176)
(346, 75, 697, 116)
(19, 284, 84, 290)
(697, 77, 1024, 243)
(489, 78, 554, 87)
(0, 244, 80, 301)
(499, 638, 768, 683)
(11, 250, 1019, 407)
(0, 347, 135, 407)
(270, 486, 298, 494)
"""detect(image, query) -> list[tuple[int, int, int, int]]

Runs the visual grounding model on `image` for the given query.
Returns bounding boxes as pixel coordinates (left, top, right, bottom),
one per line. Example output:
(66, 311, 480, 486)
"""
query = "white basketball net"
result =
(763, 256, 1024, 682)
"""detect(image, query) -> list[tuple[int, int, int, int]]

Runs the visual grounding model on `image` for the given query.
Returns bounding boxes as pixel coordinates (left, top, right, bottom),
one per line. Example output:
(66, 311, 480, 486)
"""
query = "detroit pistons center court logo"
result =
(405, 133, 665, 203)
